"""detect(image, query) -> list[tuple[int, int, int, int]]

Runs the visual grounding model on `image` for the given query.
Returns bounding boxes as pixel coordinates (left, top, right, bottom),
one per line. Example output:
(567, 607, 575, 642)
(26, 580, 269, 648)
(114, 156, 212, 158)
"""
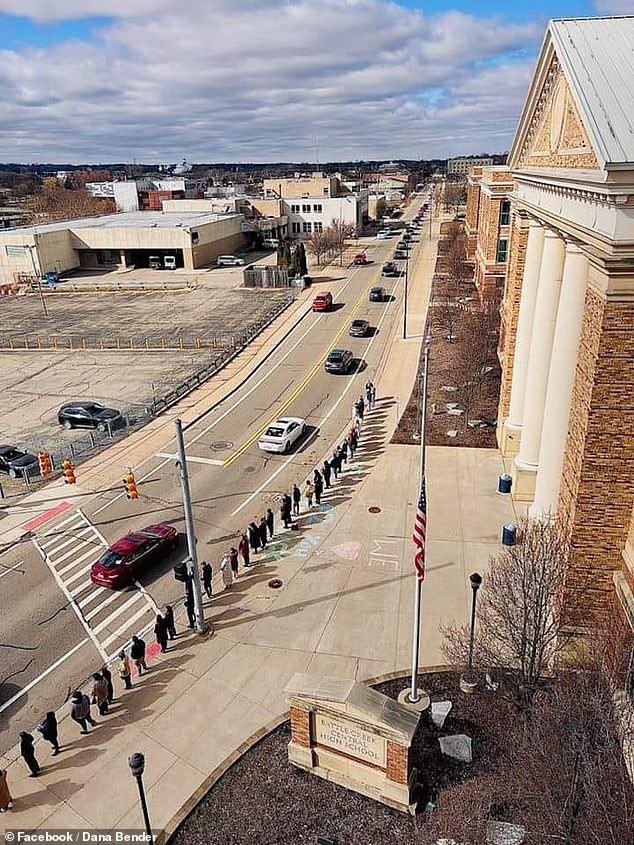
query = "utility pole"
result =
(174, 418, 209, 634)
(402, 249, 409, 340)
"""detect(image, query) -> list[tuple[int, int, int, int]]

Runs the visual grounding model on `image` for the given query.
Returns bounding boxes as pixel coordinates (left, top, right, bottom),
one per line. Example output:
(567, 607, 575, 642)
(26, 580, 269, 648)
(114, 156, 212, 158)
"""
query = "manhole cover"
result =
(368, 506, 381, 514)
(268, 579, 283, 589)
(211, 440, 234, 451)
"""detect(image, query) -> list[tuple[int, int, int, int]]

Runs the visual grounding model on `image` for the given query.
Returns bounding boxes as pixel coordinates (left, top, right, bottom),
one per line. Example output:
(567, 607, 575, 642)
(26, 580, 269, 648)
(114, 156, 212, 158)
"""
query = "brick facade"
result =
(498, 213, 529, 419)
(471, 168, 513, 303)
(385, 740, 409, 784)
(465, 170, 482, 260)
(290, 706, 311, 747)
(558, 288, 634, 628)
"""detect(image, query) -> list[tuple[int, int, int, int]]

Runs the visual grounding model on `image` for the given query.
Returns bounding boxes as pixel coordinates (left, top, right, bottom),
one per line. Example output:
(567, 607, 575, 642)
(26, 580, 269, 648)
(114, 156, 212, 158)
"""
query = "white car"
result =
(375, 230, 392, 239)
(216, 254, 245, 266)
(257, 417, 306, 453)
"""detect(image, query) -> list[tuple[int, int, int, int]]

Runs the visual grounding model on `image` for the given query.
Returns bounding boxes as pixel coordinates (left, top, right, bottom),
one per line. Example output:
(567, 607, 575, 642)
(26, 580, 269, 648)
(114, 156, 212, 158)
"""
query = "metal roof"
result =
(1, 210, 240, 236)
(550, 16, 634, 166)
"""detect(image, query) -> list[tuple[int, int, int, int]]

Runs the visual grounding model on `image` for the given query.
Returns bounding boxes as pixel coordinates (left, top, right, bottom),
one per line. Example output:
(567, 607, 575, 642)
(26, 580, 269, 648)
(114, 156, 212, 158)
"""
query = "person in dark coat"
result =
(130, 635, 147, 673)
(266, 508, 274, 538)
(313, 470, 323, 505)
(229, 546, 239, 578)
(258, 516, 268, 548)
(322, 459, 332, 488)
(350, 426, 358, 450)
(292, 484, 301, 516)
(19, 732, 40, 777)
(154, 613, 168, 653)
(339, 443, 348, 464)
(37, 712, 60, 755)
(164, 604, 176, 639)
(70, 691, 96, 734)
(184, 593, 195, 629)
(331, 450, 341, 479)
(281, 495, 291, 528)
(356, 396, 365, 420)
(101, 665, 114, 703)
(239, 532, 250, 567)
(248, 521, 260, 553)
(201, 560, 213, 599)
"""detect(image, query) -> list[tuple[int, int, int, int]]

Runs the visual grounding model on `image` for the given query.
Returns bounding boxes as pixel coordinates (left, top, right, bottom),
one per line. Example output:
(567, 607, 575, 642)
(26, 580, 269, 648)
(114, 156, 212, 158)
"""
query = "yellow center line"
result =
(221, 263, 388, 468)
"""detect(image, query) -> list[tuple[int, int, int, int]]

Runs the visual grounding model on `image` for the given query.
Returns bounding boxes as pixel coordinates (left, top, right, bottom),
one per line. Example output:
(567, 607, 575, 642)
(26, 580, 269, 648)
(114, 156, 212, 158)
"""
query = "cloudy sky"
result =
(0, 0, 630, 163)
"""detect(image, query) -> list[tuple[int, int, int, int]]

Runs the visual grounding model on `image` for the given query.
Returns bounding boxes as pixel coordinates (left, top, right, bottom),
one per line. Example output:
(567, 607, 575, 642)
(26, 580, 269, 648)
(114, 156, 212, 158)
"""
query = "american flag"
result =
(412, 478, 427, 582)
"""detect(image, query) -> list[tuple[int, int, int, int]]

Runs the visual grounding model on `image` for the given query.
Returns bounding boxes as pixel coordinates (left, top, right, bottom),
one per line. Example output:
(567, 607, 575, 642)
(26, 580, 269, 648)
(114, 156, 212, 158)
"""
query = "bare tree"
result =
(442, 516, 579, 711)
(305, 229, 330, 267)
(443, 180, 467, 213)
(329, 218, 355, 265)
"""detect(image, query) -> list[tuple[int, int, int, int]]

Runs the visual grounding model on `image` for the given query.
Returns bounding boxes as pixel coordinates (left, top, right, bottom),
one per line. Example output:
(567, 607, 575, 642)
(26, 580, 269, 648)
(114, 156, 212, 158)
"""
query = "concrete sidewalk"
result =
(0, 212, 519, 839)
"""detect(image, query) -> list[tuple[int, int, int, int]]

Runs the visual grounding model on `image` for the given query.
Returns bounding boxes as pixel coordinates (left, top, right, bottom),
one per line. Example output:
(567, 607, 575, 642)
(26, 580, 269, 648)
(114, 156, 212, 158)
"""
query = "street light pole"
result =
(174, 418, 209, 634)
(128, 753, 153, 842)
(402, 249, 409, 340)
(467, 572, 483, 675)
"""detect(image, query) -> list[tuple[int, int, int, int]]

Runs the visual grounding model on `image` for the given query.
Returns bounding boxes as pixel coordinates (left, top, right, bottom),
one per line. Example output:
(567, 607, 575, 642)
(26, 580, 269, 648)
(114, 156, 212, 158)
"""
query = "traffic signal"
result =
(38, 451, 52, 477)
(61, 458, 76, 485)
(123, 470, 139, 499)
(173, 561, 189, 583)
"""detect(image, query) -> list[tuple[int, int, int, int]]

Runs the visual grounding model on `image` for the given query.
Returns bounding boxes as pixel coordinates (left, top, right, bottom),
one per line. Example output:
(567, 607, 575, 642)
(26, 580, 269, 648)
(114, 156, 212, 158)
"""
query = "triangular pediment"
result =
(517, 54, 598, 170)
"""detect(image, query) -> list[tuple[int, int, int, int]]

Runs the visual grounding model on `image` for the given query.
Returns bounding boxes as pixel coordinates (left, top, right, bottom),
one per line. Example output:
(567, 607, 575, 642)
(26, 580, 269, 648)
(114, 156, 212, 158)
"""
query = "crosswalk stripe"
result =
(57, 546, 99, 577)
(84, 589, 123, 621)
(64, 560, 96, 587)
(70, 577, 96, 597)
(77, 586, 108, 609)
(101, 605, 153, 649)
(93, 593, 144, 634)
(48, 511, 87, 532)
(40, 527, 94, 557)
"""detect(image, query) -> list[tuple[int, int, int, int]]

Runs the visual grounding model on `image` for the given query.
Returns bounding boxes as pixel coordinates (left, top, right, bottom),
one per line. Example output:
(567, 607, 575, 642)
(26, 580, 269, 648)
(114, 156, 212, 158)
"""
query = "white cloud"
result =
(0, 0, 542, 161)
(594, 0, 634, 13)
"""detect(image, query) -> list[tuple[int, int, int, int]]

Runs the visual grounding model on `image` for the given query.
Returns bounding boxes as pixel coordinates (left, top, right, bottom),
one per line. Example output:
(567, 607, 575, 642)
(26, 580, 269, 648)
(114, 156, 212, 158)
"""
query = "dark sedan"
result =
(58, 401, 123, 432)
(394, 250, 407, 260)
(90, 523, 179, 588)
(349, 319, 370, 337)
(369, 287, 386, 302)
(382, 261, 398, 276)
(0, 445, 39, 479)
(325, 348, 354, 374)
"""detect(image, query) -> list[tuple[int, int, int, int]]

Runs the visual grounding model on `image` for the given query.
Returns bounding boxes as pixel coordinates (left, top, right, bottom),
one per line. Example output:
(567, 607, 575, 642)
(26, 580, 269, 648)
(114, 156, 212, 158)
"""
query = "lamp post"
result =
(128, 752, 153, 841)
(461, 572, 483, 693)
(402, 247, 409, 340)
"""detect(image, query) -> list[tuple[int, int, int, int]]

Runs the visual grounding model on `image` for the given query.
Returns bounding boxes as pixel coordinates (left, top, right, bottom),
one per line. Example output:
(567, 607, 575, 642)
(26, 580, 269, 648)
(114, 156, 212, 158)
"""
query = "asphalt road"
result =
(0, 194, 431, 755)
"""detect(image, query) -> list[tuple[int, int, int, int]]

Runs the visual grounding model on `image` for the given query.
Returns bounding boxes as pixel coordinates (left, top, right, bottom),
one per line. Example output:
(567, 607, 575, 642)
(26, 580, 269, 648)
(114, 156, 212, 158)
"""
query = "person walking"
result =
(37, 712, 60, 755)
(266, 508, 274, 539)
(101, 665, 114, 704)
(313, 470, 323, 505)
(355, 396, 365, 421)
(0, 768, 13, 812)
(118, 650, 132, 690)
(346, 439, 354, 463)
(370, 382, 377, 409)
(339, 442, 348, 464)
(220, 553, 233, 590)
(164, 604, 176, 639)
(130, 635, 147, 674)
(304, 479, 314, 508)
(350, 426, 358, 450)
(201, 560, 213, 599)
(184, 593, 196, 629)
(281, 496, 291, 529)
(365, 380, 374, 409)
(331, 450, 340, 479)
(92, 672, 109, 715)
(70, 691, 96, 734)
(258, 516, 268, 549)
(154, 613, 168, 653)
(19, 732, 40, 778)
(239, 531, 251, 567)
(248, 521, 260, 554)
(229, 546, 239, 579)
(322, 459, 332, 489)
(292, 484, 301, 516)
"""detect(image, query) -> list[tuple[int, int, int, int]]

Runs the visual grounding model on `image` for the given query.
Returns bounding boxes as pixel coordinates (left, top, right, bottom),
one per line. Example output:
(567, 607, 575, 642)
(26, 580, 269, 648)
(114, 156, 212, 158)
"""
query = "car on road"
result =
(353, 253, 369, 265)
(325, 348, 354, 374)
(396, 240, 408, 250)
(375, 230, 392, 239)
(312, 290, 333, 312)
(394, 250, 407, 260)
(369, 286, 386, 302)
(0, 445, 39, 479)
(90, 523, 179, 588)
(403, 233, 412, 242)
(216, 254, 245, 266)
(349, 319, 370, 337)
(258, 417, 306, 453)
(58, 401, 123, 432)
(382, 261, 398, 276)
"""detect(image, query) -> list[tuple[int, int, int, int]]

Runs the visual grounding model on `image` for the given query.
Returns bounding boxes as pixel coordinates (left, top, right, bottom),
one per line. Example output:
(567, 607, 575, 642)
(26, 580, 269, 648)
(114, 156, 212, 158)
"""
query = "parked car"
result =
(403, 233, 412, 242)
(349, 319, 370, 337)
(257, 417, 306, 453)
(325, 348, 354, 374)
(90, 523, 179, 588)
(216, 254, 245, 266)
(352, 253, 369, 265)
(312, 290, 333, 312)
(0, 445, 39, 479)
(396, 241, 408, 250)
(58, 401, 123, 432)
(394, 250, 407, 260)
(149, 255, 162, 269)
(163, 255, 177, 270)
(382, 261, 398, 276)
(375, 230, 392, 239)
(369, 286, 386, 302)
(263, 238, 279, 248)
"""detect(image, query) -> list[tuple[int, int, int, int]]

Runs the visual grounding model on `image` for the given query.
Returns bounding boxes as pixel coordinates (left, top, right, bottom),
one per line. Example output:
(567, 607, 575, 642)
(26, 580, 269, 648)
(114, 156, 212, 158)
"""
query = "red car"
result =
(312, 290, 333, 312)
(90, 523, 178, 588)
(352, 253, 369, 265)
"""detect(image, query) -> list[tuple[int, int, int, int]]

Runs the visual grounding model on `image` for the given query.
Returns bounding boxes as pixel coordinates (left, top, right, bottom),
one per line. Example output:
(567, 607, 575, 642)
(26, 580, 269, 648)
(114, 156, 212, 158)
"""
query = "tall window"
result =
(314, 221, 323, 232)
(313, 204, 323, 213)
(302, 203, 311, 213)
(496, 238, 509, 263)
(499, 200, 511, 226)
(291, 204, 300, 213)
(292, 221, 301, 234)
(303, 222, 312, 233)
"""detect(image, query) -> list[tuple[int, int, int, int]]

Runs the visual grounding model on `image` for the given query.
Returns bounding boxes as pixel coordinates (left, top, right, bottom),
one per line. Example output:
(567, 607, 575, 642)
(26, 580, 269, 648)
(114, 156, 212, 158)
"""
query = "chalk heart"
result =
(331, 541, 361, 561)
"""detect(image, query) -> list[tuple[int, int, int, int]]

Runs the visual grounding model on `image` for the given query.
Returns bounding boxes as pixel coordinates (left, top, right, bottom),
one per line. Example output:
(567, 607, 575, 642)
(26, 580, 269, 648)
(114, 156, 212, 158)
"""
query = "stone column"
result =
(500, 219, 545, 456)
(512, 228, 566, 501)
(530, 243, 588, 517)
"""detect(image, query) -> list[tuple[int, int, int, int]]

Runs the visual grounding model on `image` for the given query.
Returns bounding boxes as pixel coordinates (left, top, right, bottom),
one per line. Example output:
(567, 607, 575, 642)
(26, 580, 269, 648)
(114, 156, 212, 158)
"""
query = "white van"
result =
(216, 254, 245, 266)
(263, 238, 279, 249)
(163, 255, 177, 270)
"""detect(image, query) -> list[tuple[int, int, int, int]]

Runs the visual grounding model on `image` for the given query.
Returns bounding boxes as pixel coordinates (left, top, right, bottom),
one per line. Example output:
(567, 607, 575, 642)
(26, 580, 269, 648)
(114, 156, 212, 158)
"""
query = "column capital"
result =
(543, 227, 561, 240)
(562, 239, 585, 255)
(527, 216, 544, 229)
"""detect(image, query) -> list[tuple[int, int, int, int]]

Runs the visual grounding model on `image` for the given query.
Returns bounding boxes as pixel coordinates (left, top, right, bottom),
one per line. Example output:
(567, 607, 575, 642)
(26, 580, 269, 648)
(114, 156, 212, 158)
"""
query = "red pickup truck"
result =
(352, 253, 369, 265)
(312, 291, 333, 312)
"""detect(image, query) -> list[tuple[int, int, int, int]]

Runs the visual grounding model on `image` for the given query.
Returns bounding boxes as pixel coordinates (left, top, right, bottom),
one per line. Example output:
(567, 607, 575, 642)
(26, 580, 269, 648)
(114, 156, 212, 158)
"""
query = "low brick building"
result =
(496, 15, 634, 692)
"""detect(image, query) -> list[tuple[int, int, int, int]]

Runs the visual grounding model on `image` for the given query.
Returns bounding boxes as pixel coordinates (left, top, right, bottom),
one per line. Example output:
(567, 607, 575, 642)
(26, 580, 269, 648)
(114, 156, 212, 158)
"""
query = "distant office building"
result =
(86, 177, 206, 212)
(447, 156, 494, 175)
(284, 193, 368, 236)
(263, 172, 340, 199)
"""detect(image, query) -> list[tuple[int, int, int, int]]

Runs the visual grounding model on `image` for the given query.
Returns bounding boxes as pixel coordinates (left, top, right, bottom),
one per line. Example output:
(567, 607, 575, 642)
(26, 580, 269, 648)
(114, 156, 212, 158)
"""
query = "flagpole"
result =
(409, 340, 430, 704)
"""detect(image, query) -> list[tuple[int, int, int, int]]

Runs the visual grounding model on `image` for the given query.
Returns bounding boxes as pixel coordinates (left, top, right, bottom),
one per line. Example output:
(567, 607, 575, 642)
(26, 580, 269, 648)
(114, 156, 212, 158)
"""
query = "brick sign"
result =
(315, 713, 387, 766)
